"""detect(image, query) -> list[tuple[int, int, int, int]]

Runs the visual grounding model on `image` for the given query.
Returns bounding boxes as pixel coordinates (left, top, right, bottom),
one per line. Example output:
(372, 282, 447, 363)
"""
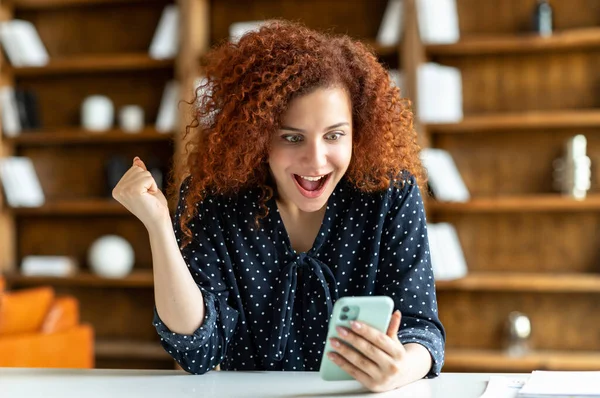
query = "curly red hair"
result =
(173, 19, 425, 247)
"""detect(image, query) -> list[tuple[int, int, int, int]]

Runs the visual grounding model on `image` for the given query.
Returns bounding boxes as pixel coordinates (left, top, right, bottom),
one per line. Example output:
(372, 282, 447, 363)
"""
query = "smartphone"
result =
(319, 295, 395, 381)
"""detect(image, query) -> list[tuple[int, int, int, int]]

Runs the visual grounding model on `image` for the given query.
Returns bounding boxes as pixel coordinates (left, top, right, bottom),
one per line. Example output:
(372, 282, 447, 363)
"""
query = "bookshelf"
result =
(0, 0, 403, 370)
(419, 0, 600, 372)
(0, 0, 207, 369)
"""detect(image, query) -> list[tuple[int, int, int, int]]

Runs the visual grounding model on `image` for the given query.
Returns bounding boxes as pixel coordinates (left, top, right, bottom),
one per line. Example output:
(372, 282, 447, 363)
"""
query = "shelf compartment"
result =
(8, 127, 173, 146)
(4, 270, 154, 288)
(426, 27, 600, 56)
(445, 348, 600, 372)
(11, 199, 130, 216)
(436, 272, 600, 293)
(425, 110, 600, 133)
(12, 53, 174, 77)
(427, 195, 600, 213)
(95, 339, 171, 360)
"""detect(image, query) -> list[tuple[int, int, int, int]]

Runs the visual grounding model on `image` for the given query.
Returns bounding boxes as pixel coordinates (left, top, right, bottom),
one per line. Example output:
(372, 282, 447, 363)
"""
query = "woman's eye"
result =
(325, 132, 345, 141)
(283, 135, 303, 143)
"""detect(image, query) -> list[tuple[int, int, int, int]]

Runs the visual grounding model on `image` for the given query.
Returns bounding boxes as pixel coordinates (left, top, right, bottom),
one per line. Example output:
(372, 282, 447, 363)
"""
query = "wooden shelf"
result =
(11, 199, 130, 216)
(361, 40, 399, 57)
(4, 270, 154, 288)
(95, 339, 171, 360)
(425, 110, 600, 133)
(426, 27, 600, 56)
(200, 40, 399, 67)
(12, 53, 174, 77)
(427, 195, 600, 213)
(8, 127, 173, 146)
(436, 272, 600, 293)
(445, 348, 600, 372)
(12, 0, 164, 9)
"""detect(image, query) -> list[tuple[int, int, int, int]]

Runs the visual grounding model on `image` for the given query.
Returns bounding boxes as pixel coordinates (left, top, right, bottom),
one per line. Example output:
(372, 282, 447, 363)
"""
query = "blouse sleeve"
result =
(375, 174, 446, 378)
(152, 182, 239, 374)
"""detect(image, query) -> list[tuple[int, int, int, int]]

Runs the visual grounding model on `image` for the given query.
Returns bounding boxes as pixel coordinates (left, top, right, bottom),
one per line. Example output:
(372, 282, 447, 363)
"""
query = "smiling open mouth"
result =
(292, 173, 331, 198)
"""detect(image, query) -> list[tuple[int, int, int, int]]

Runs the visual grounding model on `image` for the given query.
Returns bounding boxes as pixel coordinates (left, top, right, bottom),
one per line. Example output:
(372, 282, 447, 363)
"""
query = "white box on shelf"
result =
(156, 80, 180, 133)
(0, 86, 22, 137)
(0, 22, 26, 66)
(416, 0, 460, 44)
(377, 0, 404, 47)
(417, 62, 463, 123)
(9, 19, 50, 66)
(0, 157, 45, 208)
(149, 5, 180, 60)
(388, 69, 407, 97)
(21, 255, 78, 277)
(420, 148, 470, 202)
(428, 222, 467, 280)
(0, 19, 49, 67)
(229, 21, 265, 44)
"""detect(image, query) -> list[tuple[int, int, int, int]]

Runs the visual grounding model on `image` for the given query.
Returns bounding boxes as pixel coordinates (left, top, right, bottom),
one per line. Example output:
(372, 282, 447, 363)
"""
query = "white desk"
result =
(0, 368, 526, 397)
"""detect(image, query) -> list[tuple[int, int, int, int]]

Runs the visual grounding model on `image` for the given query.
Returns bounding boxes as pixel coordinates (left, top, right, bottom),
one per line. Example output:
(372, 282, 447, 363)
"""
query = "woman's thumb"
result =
(133, 156, 147, 171)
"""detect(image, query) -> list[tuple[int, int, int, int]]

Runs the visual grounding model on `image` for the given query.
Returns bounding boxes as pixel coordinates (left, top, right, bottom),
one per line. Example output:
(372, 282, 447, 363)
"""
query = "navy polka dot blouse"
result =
(153, 174, 445, 377)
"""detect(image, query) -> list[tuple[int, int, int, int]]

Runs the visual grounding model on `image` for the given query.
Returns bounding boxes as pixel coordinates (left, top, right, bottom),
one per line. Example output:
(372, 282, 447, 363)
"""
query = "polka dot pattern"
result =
(153, 174, 445, 377)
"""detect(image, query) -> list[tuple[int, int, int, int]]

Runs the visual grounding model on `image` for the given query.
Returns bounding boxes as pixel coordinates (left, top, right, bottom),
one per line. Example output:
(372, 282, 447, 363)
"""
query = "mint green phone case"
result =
(319, 295, 395, 381)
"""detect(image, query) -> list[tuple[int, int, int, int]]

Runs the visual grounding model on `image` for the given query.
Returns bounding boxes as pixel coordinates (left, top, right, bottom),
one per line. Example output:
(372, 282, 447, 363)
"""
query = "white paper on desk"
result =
(480, 376, 526, 398)
(518, 371, 600, 397)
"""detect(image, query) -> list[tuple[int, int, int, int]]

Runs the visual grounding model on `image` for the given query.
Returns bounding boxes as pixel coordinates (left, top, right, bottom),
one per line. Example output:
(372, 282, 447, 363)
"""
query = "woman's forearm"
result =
(148, 218, 205, 335)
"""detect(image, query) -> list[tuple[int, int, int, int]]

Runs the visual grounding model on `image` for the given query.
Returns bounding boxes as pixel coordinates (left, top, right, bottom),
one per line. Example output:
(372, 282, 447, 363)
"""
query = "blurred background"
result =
(1, 0, 599, 373)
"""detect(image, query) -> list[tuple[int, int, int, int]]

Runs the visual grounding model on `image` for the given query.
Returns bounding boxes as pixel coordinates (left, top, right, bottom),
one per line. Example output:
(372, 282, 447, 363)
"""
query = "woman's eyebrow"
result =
(279, 122, 350, 132)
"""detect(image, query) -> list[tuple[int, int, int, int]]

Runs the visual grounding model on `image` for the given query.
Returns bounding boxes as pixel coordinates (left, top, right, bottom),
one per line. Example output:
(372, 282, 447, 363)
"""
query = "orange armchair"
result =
(0, 276, 94, 368)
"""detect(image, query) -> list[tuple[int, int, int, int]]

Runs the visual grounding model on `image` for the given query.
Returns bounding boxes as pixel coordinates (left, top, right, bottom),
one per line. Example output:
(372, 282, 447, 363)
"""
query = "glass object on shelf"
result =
(504, 311, 531, 357)
(532, 0, 553, 37)
(552, 134, 591, 200)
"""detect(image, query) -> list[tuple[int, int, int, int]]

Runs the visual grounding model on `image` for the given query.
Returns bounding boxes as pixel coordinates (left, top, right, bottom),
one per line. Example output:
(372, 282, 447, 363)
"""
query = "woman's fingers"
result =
(133, 156, 147, 171)
(386, 310, 402, 340)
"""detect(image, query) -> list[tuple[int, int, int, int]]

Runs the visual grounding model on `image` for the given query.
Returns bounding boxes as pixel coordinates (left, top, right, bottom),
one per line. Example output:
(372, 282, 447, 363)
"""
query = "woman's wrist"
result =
(401, 343, 433, 382)
(144, 213, 174, 238)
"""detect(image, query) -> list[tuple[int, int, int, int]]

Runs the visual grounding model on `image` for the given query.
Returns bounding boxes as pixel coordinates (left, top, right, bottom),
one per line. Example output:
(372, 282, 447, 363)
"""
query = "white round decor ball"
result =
(88, 235, 135, 278)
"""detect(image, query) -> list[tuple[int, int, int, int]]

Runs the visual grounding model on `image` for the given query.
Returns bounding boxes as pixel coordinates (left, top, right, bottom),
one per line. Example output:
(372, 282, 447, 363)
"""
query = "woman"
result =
(112, 20, 445, 393)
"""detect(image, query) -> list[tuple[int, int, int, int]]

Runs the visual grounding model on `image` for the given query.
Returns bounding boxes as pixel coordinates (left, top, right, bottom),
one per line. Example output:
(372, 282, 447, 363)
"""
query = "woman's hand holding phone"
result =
(112, 157, 170, 231)
(326, 310, 414, 393)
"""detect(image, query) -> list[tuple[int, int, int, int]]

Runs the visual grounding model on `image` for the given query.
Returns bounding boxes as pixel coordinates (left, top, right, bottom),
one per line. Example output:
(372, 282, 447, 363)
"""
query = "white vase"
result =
(119, 105, 145, 133)
(81, 95, 114, 132)
(88, 235, 135, 278)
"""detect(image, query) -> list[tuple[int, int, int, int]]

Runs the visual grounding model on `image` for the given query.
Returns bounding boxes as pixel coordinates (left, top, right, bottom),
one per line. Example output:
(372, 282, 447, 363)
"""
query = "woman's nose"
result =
(302, 140, 327, 169)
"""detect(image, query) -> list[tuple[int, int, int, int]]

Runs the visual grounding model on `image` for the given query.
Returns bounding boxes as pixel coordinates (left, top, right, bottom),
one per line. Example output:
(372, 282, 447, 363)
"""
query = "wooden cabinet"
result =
(422, 0, 600, 372)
